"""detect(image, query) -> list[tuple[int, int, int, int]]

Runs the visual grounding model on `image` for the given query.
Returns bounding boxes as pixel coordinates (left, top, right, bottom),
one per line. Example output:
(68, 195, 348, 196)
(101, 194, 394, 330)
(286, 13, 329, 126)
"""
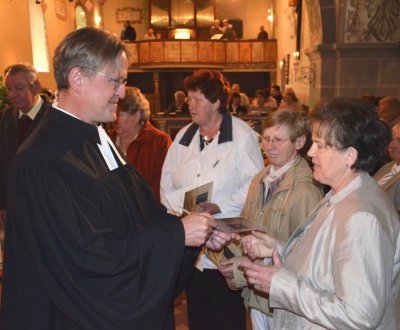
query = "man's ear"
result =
(32, 80, 42, 95)
(68, 67, 84, 94)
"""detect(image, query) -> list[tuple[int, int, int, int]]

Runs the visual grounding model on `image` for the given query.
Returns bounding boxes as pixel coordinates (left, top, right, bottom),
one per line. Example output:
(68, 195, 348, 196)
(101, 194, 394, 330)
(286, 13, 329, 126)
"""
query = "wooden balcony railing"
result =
(125, 39, 277, 71)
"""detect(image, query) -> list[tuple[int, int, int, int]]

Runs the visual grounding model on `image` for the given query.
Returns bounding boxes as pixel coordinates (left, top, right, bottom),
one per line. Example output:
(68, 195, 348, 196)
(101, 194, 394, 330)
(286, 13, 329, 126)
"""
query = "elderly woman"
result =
(240, 99, 400, 329)
(110, 87, 171, 201)
(374, 122, 400, 212)
(219, 110, 323, 330)
(161, 69, 264, 330)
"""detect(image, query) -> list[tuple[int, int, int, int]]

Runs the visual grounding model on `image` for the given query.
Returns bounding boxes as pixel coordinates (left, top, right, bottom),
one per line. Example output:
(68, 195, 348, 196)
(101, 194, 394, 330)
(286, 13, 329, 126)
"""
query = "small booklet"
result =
(215, 216, 268, 233)
(182, 182, 213, 213)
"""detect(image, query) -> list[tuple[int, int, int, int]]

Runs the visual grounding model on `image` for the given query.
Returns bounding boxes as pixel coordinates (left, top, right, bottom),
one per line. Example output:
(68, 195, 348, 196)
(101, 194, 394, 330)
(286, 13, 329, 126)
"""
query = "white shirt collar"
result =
(19, 96, 43, 119)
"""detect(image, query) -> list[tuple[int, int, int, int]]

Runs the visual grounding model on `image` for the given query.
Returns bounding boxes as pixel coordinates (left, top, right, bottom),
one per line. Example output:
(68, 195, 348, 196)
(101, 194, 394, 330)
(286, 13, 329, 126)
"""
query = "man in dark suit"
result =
(121, 21, 137, 41)
(0, 63, 50, 224)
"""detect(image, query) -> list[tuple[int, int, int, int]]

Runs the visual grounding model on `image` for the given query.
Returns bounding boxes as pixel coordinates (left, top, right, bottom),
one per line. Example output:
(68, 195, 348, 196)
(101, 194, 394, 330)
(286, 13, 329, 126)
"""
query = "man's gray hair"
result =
(53, 27, 131, 90)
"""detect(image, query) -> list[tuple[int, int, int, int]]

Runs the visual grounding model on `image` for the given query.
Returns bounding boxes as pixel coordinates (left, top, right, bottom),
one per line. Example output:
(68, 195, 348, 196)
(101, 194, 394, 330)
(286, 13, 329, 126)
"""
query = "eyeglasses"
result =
(261, 136, 289, 146)
(82, 67, 127, 92)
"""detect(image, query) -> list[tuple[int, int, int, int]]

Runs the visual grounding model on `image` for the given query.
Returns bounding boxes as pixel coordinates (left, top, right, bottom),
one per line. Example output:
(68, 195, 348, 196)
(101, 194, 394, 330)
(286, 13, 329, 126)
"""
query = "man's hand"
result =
(181, 213, 216, 247)
(198, 202, 221, 215)
(205, 230, 240, 250)
(241, 231, 277, 259)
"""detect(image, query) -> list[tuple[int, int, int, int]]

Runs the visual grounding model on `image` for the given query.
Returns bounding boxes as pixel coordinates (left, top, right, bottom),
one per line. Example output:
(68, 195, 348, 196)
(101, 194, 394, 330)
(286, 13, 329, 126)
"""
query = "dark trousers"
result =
(186, 268, 246, 330)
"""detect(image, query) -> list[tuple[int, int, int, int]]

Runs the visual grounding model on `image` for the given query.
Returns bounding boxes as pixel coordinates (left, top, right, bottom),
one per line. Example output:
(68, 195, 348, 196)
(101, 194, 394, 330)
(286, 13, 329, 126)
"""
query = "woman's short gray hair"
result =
(118, 87, 150, 124)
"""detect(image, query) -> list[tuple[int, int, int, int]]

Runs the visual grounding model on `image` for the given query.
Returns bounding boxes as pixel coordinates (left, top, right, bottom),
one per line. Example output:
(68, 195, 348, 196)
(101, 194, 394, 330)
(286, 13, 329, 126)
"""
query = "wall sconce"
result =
(292, 51, 314, 84)
(95, 15, 102, 25)
(267, 9, 273, 23)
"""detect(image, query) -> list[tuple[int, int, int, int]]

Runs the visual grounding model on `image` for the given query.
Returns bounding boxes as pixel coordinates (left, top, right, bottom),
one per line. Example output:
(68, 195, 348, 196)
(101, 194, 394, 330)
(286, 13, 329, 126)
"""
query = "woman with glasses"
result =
(240, 99, 400, 329)
(219, 109, 322, 330)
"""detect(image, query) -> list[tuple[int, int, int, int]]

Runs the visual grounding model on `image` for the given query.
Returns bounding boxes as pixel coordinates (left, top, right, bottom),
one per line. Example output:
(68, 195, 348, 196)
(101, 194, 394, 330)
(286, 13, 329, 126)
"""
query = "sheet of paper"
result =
(215, 217, 268, 233)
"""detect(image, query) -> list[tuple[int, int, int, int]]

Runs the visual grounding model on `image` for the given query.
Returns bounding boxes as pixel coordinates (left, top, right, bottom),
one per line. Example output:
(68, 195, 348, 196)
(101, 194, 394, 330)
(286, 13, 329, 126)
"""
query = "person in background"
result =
(278, 87, 303, 113)
(271, 85, 282, 106)
(249, 89, 277, 114)
(0, 63, 51, 225)
(231, 83, 250, 108)
(167, 90, 189, 114)
(257, 26, 269, 40)
(219, 110, 323, 330)
(161, 69, 264, 330)
(222, 19, 237, 40)
(374, 122, 400, 212)
(121, 21, 136, 42)
(210, 19, 223, 36)
(240, 98, 399, 329)
(109, 87, 171, 201)
(377, 96, 400, 127)
(40, 88, 55, 104)
(144, 28, 156, 39)
(360, 92, 376, 106)
(0, 27, 231, 330)
(228, 92, 247, 115)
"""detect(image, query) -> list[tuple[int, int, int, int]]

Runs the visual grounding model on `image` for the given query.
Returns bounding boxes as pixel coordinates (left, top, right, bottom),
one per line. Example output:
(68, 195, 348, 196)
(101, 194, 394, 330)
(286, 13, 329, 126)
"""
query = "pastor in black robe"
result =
(0, 108, 195, 329)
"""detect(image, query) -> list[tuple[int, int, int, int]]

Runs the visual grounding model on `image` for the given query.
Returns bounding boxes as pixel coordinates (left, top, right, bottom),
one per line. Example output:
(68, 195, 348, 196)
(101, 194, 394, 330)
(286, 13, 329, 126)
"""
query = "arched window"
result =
(75, 5, 87, 29)
(28, 1, 50, 72)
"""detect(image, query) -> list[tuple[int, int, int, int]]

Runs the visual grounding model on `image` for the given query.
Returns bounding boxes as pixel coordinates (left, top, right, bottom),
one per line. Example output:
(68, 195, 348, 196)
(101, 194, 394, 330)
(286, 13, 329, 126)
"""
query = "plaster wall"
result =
(0, 0, 84, 91)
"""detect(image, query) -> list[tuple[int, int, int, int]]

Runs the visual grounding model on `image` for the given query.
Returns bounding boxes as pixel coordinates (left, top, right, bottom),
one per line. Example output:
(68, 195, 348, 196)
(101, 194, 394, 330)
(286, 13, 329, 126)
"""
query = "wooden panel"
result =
(213, 42, 226, 63)
(239, 42, 252, 63)
(125, 43, 139, 64)
(264, 41, 277, 62)
(139, 42, 150, 63)
(133, 40, 277, 68)
(150, 42, 164, 63)
(164, 41, 181, 62)
(252, 42, 265, 63)
(226, 42, 239, 63)
(182, 41, 198, 62)
(198, 41, 213, 62)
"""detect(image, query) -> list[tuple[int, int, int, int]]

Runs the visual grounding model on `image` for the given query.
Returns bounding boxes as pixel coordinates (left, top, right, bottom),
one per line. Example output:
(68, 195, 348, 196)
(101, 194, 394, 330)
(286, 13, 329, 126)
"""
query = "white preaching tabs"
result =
(97, 125, 126, 171)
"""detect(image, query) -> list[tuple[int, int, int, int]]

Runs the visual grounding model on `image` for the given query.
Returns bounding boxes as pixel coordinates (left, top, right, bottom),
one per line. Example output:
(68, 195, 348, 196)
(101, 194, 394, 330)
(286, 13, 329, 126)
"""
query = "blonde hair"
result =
(118, 87, 150, 124)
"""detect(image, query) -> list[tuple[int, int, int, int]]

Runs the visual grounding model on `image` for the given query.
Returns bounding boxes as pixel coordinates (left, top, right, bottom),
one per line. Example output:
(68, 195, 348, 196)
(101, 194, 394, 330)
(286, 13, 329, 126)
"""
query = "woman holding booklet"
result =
(219, 109, 323, 330)
(160, 69, 264, 330)
(240, 99, 400, 329)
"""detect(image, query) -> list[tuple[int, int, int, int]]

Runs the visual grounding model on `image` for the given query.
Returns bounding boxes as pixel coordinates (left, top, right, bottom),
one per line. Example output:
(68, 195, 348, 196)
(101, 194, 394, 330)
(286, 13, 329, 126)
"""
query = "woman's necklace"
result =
(199, 116, 222, 146)
(201, 135, 214, 145)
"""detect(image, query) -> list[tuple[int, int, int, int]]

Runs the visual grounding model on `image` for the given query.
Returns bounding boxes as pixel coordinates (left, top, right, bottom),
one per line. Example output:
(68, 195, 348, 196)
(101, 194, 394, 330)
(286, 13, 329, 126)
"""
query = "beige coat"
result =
(270, 173, 400, 329)
(232, 156, 323, 314)
(374, 161, 400, 213)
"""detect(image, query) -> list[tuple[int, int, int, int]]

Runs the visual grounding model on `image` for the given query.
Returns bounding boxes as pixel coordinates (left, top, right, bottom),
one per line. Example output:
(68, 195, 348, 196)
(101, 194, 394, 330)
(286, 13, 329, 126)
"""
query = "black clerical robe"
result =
(0, 108, 192, 329)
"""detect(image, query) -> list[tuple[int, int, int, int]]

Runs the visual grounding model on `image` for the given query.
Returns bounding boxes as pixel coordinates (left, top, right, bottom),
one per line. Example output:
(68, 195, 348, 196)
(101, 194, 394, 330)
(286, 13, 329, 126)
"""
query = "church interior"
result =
(0, 1, 399, 329)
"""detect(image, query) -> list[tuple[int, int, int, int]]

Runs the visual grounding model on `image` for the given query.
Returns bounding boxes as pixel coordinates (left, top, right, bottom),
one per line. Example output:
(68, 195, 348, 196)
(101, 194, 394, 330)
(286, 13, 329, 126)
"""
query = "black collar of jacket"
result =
(179, 111, 233, 146)
(49, 107, 101, 145)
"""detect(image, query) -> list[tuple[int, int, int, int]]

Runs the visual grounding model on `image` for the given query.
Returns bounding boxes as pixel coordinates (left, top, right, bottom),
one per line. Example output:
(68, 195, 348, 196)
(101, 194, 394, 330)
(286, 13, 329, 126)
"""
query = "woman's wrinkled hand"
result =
(241, 231, 277, 259)
(239, 248, 282, 293)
